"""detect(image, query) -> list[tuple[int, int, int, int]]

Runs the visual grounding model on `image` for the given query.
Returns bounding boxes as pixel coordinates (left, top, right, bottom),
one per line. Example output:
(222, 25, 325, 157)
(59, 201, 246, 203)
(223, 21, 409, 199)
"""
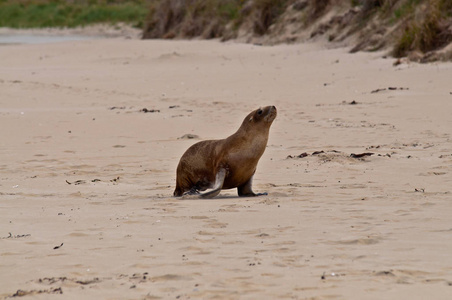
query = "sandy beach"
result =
(1, 34, 452, 299)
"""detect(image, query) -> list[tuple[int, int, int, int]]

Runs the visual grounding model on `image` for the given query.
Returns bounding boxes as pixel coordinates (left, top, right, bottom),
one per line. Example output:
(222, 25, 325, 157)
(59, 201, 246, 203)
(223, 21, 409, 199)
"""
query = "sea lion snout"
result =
(264, 105, 277, 123)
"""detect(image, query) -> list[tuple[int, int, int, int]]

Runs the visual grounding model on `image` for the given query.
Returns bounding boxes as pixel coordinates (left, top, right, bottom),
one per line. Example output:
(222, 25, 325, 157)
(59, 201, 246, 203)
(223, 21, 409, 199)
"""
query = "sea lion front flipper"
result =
(237, 175, 267, 197)
(199, 168, 226, 199)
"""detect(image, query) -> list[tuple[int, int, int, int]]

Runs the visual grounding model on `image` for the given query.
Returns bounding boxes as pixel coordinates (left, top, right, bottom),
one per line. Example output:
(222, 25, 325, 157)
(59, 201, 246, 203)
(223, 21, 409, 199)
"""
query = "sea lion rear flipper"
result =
(199, 168, 226, 199)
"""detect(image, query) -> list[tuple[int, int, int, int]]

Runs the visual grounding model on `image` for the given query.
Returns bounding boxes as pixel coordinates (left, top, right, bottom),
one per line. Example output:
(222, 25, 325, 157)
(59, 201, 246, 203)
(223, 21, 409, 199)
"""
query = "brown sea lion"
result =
(174, 105, 277, 198)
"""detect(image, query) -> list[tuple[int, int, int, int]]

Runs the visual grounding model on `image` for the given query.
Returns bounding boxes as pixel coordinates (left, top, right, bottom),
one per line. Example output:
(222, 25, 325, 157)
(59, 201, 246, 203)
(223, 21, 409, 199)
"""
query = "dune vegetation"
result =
(0, 0, 451, 61)
(142, 0, 452, 61)
(0, 0, 148, 28)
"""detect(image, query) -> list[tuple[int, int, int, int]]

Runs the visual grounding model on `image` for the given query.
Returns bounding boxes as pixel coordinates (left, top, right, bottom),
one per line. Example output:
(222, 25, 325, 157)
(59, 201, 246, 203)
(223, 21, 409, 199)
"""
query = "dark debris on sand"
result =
(287, 150, 378, 160)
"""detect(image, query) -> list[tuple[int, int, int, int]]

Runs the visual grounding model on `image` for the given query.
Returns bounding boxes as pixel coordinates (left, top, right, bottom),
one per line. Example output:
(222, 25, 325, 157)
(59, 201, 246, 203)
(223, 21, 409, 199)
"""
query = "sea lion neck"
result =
(236, 120, 270, 136)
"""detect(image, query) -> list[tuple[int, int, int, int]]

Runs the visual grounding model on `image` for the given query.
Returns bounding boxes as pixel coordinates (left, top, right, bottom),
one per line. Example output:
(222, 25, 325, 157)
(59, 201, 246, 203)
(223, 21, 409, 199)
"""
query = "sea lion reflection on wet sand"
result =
(174, 105, 277, 199)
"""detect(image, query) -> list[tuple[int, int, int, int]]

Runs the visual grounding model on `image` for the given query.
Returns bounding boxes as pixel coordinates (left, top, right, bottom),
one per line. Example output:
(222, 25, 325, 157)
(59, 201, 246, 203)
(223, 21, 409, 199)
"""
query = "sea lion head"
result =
(247, 105, 277, 126)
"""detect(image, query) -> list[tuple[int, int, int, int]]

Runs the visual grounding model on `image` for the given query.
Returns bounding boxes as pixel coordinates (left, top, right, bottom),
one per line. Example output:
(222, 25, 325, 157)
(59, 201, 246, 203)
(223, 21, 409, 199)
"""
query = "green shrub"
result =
(0, 0, 148, 28)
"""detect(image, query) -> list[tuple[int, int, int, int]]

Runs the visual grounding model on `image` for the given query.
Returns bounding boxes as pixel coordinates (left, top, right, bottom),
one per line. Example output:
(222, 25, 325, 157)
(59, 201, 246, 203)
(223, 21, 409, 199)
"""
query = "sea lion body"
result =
(174, 105, 277, 198)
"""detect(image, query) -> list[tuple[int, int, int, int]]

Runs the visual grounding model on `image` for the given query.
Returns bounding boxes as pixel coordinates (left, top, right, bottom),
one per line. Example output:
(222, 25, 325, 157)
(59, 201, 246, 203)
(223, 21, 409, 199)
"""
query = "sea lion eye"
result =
(257, 109, 263, 115)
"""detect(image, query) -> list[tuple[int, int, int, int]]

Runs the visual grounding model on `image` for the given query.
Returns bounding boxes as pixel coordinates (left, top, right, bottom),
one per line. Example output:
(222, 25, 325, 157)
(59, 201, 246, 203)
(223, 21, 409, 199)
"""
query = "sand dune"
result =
(1, 36, 452, 299)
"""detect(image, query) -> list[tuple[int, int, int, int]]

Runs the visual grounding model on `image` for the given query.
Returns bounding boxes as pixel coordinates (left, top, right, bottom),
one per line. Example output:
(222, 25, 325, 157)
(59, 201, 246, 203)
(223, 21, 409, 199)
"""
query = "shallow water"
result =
(0, 34, 98, 45)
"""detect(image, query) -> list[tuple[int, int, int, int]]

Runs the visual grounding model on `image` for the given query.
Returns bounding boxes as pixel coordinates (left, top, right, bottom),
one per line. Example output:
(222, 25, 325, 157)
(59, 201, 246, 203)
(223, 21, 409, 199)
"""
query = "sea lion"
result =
(174, 105, 277, 198)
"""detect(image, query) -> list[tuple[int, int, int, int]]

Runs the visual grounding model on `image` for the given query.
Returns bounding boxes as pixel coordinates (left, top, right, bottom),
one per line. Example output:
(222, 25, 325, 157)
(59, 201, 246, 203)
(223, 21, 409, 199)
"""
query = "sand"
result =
(1, 33, 452, 299)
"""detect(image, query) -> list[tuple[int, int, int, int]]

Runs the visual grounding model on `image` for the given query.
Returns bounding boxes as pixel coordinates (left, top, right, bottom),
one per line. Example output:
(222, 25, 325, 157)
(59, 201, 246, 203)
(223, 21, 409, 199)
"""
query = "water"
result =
(0, 34, 98, 45)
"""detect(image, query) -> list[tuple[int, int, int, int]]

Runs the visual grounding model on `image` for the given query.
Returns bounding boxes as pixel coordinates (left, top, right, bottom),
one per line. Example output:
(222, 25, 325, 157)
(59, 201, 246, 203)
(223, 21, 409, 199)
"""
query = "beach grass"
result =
(0, 0, 149, 28)
(393, 0, 452, 57)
